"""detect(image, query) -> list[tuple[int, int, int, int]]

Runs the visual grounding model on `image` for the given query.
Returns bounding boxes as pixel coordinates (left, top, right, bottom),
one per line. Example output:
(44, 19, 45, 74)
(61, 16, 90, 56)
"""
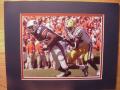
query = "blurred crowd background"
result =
(21, 15, 103, 70)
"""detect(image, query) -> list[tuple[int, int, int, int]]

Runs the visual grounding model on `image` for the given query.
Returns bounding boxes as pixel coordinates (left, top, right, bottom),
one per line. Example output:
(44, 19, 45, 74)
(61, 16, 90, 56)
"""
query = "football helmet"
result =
(26, 20, 38, 29)
(66, 19, 75, 28)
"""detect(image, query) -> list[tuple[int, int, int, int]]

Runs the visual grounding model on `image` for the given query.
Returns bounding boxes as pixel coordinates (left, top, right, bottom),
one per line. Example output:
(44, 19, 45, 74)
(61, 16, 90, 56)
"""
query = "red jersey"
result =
(26, 42, 35, 54)
(35, 43, 44, 55)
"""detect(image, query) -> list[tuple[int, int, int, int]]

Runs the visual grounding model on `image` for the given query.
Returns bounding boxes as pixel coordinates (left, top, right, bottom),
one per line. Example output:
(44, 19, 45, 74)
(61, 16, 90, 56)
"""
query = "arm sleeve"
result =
(44, 32, 62, 49)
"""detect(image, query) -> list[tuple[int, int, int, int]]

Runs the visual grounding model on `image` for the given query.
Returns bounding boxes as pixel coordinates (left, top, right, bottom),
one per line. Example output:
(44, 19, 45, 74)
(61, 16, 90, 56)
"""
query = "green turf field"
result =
(23, 64, 100, 78)
(23, 49, 101, 79)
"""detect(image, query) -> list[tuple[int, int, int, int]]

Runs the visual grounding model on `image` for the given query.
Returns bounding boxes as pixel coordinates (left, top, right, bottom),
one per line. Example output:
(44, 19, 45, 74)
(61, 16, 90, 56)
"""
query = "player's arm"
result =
(64, 38, 75, 47)
(43, 32, 61, 50)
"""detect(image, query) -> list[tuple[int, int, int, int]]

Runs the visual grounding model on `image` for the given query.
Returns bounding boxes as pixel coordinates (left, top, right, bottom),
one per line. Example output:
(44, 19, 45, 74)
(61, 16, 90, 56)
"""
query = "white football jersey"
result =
(73, 27, 92, 44)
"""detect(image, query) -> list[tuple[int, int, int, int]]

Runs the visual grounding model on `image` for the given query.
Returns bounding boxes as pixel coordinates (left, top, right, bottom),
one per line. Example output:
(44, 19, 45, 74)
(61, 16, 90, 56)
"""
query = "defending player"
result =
(65, 19, 100, 76)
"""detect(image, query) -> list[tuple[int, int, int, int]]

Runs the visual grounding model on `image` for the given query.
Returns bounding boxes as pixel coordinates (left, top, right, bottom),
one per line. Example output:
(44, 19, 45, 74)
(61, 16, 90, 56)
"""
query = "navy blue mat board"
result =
(4, 1, 119, 90)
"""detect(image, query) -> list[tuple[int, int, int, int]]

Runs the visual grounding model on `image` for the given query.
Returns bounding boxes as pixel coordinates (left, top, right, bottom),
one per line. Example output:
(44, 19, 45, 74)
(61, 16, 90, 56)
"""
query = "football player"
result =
(26, 20, 71, 77)
(65, 19, 100, 76)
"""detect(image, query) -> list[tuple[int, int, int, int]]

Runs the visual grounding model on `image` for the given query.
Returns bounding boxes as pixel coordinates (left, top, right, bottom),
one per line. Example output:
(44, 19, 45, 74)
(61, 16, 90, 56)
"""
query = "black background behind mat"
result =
(4, 1, 119, 90)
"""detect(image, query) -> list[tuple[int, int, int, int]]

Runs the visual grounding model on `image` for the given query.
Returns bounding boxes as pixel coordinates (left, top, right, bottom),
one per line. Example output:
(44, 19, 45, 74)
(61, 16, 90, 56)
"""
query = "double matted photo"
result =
(20, 13, 104, 80)
(4, 1, 119, 90)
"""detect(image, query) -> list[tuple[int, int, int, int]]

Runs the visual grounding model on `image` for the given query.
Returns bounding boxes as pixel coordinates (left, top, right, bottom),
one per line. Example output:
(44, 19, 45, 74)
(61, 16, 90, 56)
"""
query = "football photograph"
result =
(20, 13, 104, 80)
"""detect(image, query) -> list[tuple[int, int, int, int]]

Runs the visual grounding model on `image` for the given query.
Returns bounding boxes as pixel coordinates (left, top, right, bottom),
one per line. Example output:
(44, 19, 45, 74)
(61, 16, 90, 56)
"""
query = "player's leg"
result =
(84, 50, 100, 76)
(51, 45, 71, 77)
(80, 55, 89, 77)
(87, 59, 100, 76)
(42, 54, 49, 69)
(36, 53, 41, 69)
(28, 53, 33, 70)
(49, 52, 56, 69)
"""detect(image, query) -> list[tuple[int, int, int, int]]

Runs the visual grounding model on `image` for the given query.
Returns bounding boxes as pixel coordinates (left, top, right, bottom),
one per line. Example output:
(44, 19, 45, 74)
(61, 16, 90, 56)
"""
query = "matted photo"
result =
(20, 13, 104, 80)
(4, 1, 119, 90)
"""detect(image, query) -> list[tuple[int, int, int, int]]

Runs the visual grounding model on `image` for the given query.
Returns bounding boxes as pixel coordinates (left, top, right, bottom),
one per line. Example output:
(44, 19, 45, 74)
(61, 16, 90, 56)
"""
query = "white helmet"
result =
(26, 20, 37, 28)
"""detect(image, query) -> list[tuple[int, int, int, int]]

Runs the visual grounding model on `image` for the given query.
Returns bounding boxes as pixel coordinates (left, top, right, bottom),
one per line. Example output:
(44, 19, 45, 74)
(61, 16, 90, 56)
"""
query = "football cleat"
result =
(82, 65, 88, 77)
(56, 71, 71, 77)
